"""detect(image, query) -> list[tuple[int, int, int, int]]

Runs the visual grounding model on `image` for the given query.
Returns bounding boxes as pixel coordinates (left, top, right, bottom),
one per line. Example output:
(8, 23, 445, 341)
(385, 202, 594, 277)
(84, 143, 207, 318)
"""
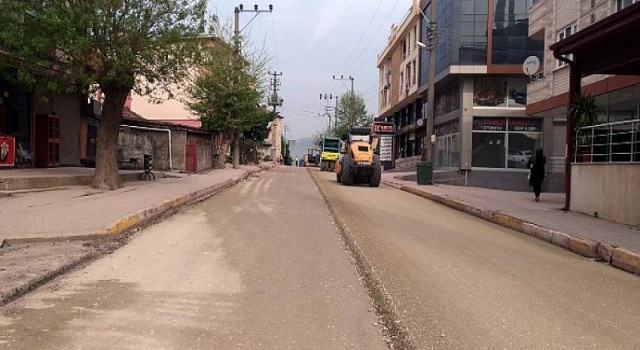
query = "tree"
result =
(0, 1, 206, 190)
(334, 92, 373, 137)
(187, 42, 269, 168)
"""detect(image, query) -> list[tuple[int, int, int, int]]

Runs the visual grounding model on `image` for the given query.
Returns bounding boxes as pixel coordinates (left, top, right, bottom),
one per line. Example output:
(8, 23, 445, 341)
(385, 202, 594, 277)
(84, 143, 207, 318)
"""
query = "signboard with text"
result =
(379, 136, 393, 162)
(508, 118, 543, 132)
(373, 122, 396, 135)
(473, 118, 506, 132)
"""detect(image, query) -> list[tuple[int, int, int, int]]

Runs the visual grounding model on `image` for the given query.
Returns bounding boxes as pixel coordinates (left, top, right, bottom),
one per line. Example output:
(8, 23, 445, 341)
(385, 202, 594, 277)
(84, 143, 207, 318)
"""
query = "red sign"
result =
(0, 136, 15, 167)
(473, 117, 506, 131)
(373, 122, 396, 135)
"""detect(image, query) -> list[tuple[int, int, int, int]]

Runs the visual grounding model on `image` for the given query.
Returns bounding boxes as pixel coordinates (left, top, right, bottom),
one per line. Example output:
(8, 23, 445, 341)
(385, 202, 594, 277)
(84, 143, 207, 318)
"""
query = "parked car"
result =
(512, 91, 527, 105)
(475, 91, 504, 106)
(508, 150, 533, 165)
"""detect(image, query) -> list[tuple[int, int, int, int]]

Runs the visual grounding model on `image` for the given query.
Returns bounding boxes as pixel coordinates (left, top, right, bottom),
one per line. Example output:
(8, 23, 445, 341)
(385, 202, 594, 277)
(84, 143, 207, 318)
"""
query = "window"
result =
(556, 24, 577, 68)
(473, 76, 528, 108)
(617, 0, 638, 11)
(402, 41, 407, 60)
(471, 117, 543, 169)
(412, 60, 417, 85)
(435, 120, 460, 168)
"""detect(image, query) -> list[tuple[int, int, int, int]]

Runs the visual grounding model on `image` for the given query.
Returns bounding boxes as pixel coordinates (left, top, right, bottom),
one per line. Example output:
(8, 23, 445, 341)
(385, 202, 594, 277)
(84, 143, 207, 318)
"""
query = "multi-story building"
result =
(377, 0, 423, 167)
(379, 0, 545, 191)
(528, 0, 640, 225)
(527, 0, 640, 157)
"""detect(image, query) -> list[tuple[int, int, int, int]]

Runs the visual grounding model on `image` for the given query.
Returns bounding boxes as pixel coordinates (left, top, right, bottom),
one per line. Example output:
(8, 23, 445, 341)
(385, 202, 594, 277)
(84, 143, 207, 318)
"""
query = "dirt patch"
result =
(0, 241, 97, 305)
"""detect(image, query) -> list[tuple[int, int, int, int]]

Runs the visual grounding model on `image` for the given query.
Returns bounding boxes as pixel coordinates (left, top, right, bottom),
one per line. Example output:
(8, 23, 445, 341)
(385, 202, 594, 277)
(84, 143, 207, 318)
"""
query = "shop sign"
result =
(373, 122, 396, 135)
(379, 135, 393, 162)
(473, 117, 506, 131)
(0, 136, 15, 167)
(508, 118, 542, 132)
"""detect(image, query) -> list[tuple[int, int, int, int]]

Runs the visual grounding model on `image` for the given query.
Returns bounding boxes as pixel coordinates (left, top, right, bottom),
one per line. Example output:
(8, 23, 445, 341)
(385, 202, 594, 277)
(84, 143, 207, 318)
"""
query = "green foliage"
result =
(571, 94, 599, 145)
(334, 92, 372, 137)
(0, 0, 207, 98)
(187, 42, 268, 137)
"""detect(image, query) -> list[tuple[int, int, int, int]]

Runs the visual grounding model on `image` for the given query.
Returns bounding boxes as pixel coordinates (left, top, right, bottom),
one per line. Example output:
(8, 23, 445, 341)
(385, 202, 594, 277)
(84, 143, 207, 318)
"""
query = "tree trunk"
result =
(232, 132, 240, 169)
(214, 133, 231, 169)
(92, 86, 130, 190)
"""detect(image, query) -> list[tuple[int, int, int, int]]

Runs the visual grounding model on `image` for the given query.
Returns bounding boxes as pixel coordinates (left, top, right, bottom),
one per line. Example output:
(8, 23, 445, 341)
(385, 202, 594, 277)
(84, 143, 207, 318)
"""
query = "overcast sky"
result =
(208, 0, 410, 140)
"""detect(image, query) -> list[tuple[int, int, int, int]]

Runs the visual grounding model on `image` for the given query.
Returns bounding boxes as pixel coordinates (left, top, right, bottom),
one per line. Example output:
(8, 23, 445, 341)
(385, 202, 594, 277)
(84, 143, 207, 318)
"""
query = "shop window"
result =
(435, 120, 460, 168)
(472, 133, 506, 168)
(617, 0, 638, 11)
(435, 83, 460, 116)
(474, 76, 528, 108)
(472, 117, 543, 169)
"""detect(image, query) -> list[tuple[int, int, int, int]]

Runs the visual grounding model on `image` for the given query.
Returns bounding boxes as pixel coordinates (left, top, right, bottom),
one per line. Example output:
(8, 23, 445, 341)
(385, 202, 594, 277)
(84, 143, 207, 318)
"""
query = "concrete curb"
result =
(0, 251, 99, 307)
(384, 179, 640, 276)
(0, 167, 265, 307)
(102, 168, 260, 236)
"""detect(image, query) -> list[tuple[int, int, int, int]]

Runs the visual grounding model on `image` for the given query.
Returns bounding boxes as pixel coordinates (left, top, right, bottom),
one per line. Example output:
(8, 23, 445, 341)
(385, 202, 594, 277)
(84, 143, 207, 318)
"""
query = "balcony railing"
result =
(575, 119, 640, 163)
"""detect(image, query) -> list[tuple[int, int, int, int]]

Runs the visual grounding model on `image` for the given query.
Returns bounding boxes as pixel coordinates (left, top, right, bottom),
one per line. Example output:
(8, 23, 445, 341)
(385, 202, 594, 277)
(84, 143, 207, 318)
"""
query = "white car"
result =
(508, 150, 533, 165)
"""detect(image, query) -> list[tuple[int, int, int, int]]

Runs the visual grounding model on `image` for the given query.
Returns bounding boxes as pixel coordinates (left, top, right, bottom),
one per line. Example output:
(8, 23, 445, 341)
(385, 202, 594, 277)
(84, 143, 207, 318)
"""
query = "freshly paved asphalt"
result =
(312, 169, 640, 350)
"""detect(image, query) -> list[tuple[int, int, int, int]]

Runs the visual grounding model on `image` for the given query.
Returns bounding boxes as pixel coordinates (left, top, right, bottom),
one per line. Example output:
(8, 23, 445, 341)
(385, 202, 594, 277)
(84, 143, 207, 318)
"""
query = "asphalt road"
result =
(0, 168, 387, 350)
(311, 169, 640, 350)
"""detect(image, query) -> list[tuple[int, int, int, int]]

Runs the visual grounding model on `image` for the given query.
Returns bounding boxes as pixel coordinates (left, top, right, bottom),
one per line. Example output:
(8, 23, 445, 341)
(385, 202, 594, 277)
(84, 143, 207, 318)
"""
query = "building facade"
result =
(527, 0, 640, 146)
(377, 0, 423, 169)
(532, 0, 640, 225)
(0, 75, 95, 169)
(379, 0, 546, 191)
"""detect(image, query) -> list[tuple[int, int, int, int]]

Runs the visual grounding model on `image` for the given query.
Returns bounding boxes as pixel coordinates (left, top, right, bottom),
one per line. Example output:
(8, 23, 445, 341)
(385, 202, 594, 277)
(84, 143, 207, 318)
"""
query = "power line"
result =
(342, 0, 404, 74)
(321, 0, 403, 96)
(335, 0, 385, 74)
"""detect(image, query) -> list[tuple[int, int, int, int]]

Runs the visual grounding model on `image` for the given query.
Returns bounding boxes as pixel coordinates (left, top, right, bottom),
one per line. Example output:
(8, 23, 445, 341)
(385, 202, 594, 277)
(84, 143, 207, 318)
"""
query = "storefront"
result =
(471, 117, 543, 169)
(0, 79, 33, 167)
(435, 119, 460, 168)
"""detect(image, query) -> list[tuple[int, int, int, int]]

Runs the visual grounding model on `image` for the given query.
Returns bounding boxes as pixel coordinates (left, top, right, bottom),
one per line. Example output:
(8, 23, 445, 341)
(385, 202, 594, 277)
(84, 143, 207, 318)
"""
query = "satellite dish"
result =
(523, 56, 541, 76)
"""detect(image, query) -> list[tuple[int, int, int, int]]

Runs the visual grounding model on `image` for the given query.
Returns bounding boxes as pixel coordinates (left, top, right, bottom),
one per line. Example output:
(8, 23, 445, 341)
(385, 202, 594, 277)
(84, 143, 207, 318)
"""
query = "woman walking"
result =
(527, 148, 547, 202)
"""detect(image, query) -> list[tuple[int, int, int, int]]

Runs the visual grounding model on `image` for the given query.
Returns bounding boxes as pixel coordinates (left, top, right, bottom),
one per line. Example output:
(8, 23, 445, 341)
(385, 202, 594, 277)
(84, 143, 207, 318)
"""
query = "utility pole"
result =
(268, 71, 284, 162)
(268, 71, 284, 113)
(333, 75, 355, 127)
(232, 3, 273, 169)
(319, 93, 337, 134)
(418, 2, 437, 185)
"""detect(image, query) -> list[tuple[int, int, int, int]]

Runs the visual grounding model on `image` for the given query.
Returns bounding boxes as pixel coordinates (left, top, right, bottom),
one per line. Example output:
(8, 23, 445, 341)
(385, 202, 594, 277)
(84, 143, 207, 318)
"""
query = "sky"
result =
(208, 0, 411, 140)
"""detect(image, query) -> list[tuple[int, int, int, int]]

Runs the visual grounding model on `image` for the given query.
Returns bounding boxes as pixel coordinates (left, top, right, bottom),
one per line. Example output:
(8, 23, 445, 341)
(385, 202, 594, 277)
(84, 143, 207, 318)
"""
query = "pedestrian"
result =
(527, 148, 547, 202)
(294, 156, 299, 167)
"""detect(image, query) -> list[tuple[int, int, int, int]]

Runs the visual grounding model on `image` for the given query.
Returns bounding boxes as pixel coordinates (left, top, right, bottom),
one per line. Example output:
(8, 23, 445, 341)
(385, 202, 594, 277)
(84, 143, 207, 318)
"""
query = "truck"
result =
(319, 136, 340, 172)
(335, 126, 381, 187)
(305, 148, 319, 167)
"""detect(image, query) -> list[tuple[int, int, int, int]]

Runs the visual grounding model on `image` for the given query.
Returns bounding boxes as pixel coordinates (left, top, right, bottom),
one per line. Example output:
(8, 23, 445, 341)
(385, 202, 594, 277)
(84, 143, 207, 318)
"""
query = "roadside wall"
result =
(118, 128, 170, 171)
(571, 163, 640, 225)
(186, 132, 213, 172)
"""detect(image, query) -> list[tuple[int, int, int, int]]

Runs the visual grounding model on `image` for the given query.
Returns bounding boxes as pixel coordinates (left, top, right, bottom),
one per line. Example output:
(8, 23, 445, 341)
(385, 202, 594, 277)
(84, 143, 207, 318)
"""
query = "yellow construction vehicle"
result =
(335, 126, 381, 187)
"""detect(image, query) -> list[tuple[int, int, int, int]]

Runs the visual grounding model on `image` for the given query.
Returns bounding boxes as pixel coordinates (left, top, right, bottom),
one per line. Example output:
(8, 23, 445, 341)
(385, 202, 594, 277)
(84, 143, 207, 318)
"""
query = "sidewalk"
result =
(0, 165, 268, 242)
(382, 172, 640, 275)
(0, 164, 272, 306)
